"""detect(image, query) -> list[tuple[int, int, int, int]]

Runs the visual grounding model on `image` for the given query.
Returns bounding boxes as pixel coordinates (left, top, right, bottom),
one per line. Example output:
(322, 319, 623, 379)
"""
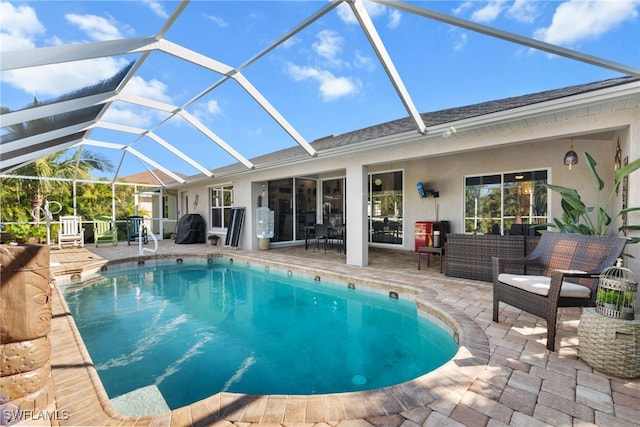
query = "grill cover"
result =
(175, 214, 206, 244)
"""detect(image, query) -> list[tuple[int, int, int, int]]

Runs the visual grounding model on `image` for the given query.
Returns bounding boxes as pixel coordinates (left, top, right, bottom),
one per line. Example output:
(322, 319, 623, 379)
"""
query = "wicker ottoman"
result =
(578, 308, 640, 378)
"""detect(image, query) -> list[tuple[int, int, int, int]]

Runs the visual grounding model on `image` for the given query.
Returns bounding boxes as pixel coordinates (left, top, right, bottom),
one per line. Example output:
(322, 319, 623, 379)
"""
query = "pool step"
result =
(110, 385, 170, 416)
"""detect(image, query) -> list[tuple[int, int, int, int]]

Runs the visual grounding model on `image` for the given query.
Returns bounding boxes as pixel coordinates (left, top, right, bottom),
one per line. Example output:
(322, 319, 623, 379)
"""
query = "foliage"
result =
(597, 288, 636, 309)
(0, 63, 154, 238)
(5, 150, 114, 213)
(4, 222, 33, 241)
(542, 152, 640, 243)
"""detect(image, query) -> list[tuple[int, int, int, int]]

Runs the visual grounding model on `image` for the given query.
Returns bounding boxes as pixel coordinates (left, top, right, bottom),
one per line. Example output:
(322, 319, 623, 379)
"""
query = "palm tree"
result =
(1, 62, 134, 221)
(12, 150, 114, 219)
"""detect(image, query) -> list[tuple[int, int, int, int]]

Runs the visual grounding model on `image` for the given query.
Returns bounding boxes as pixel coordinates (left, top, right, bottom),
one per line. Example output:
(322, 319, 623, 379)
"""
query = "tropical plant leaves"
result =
(544, 151, 638, 240)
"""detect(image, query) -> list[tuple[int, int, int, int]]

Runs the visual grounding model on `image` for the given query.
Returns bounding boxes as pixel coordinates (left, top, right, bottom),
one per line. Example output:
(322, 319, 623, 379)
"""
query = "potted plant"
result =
(6, 222, 32, 244)
(597, 288, 620, 310)
(541, 152, 640, 241)
(621, 291, 636, 315)
(208, 234, 220, 246)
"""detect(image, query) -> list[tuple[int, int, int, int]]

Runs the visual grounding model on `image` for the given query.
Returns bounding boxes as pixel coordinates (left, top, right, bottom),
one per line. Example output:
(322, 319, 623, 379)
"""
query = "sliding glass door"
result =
(268, 178, 318, 243)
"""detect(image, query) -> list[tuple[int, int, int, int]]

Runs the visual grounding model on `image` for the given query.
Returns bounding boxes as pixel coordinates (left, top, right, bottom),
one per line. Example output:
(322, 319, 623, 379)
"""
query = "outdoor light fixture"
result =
(564, 137, 578, 170)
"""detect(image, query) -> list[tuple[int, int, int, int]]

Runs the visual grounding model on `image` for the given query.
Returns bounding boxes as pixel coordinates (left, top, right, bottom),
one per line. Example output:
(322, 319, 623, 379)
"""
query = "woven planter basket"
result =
(578, 308, 640, 378)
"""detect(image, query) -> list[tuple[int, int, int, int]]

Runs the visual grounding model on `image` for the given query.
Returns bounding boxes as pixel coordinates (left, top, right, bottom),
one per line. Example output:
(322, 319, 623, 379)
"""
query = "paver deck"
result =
(32, 241, 640, 426)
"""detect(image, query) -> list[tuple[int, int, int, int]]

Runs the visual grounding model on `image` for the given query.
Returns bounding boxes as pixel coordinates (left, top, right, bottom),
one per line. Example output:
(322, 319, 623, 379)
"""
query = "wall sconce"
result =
(563, 137, 578, 170)
(193, 193, 199, 209)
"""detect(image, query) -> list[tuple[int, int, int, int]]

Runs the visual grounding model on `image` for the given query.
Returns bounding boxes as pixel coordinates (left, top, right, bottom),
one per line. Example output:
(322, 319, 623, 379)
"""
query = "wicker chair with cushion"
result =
(492, 233, 627, 351)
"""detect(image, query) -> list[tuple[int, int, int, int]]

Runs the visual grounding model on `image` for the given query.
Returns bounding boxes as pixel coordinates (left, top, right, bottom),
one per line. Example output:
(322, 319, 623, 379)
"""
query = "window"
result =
(464, 170, 548, 234)
(209, 186, 233, 229)
(368, 170, 403, 244)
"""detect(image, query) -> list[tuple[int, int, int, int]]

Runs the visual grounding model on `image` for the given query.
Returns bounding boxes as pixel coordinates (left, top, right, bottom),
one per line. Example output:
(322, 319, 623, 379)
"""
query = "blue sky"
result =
(1, 0, 639, 180)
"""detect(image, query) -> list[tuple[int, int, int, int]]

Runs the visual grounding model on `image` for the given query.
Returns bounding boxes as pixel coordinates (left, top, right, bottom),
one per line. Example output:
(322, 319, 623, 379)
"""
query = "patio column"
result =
(345, 163, 368, 267)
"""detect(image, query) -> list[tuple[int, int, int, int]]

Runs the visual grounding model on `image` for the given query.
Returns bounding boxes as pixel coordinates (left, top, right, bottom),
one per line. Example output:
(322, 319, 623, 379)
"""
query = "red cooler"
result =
(415, 221, 434, 252)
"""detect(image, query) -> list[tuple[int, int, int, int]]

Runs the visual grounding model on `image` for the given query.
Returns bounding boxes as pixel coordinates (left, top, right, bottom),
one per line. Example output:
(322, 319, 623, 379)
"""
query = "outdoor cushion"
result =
(498, 272, 591, 298)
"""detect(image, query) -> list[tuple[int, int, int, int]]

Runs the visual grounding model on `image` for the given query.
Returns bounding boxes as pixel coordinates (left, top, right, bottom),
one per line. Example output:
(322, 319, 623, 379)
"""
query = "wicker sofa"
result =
(444, 234, 540, 282)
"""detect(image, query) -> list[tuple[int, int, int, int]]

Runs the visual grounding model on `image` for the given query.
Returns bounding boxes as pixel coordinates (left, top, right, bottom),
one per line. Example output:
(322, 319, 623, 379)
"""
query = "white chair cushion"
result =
(498, 273, 591, 298)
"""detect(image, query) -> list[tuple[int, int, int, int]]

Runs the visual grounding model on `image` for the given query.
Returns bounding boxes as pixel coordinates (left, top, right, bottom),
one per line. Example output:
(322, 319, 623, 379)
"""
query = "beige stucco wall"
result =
(177, 100, 640, 274)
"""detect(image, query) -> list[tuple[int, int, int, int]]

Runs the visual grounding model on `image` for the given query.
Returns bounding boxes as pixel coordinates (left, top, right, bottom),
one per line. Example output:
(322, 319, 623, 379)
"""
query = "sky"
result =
(1, 0, 640, 181)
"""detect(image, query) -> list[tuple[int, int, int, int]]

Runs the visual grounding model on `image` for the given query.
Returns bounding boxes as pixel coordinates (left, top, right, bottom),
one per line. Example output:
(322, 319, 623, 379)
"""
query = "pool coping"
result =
(49, 252, 490, 426)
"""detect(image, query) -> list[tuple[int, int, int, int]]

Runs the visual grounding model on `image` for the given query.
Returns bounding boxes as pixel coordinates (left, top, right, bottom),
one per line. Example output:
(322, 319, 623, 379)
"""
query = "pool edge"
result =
(50, 252, 490, 425)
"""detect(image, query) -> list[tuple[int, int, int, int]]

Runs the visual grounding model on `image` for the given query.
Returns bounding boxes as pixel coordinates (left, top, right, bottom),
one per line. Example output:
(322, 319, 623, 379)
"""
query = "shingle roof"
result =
(120, 169, 186, 186)
(315, 75, 640, 150)
(208, 75, 639, 177)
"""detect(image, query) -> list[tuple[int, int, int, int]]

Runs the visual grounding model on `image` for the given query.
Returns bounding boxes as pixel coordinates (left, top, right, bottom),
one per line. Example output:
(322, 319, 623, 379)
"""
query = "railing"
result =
(1, 216, 178, 243)
(139, 224, 158, 256)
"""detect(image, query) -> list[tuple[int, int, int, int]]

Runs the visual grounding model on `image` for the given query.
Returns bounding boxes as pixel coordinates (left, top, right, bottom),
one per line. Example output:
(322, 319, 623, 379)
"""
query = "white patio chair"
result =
(58, 215, 85, 249)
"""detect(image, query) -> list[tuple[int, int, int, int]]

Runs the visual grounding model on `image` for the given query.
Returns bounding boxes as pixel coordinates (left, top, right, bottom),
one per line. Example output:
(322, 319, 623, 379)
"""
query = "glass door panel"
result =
(322, 178, 345, 226)
(296, 178, 317, 241)
(268, 179, 293, 242)
(368, 171, 403, 244)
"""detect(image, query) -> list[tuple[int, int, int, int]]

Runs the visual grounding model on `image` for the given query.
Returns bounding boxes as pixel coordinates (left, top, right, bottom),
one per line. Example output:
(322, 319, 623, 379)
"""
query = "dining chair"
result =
(314, 223, 329, 253)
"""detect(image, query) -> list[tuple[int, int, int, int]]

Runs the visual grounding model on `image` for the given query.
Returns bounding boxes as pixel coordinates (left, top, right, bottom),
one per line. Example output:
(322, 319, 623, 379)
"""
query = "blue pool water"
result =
(63, 260, 457, 409)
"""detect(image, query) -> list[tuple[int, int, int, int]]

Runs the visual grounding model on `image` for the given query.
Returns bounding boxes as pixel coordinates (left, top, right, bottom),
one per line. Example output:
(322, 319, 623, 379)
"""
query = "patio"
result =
(44, 241, 640, 426)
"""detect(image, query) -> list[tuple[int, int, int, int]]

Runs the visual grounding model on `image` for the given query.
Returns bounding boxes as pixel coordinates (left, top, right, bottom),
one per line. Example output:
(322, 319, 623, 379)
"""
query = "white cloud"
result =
(142, 0, 169, 19)
(101, 104, 155, 128)
(336, 1, 395, 25)
(192, 99, 223, 123)
(387, 10, 402, 29)
(313, 30, 344, 68)
(354, 50, 375, 71)
(0, 2, 44, 51)
(471, 0, 508, 23)
(286, 63, 360, 102)
(205, 99, 221, 115)
(534, 0, 640, 46)
(452, 2, 474, 16)
(121, 76, 173, 104)
(507, 0, 539, 24)
(65, 13, 121, 41)
(320, 75, 361, 101)
(207, 15, 228, 28)
(454, 33, 468, 51)
(282, 36, 300, 49)
(2, 57, 130, 97)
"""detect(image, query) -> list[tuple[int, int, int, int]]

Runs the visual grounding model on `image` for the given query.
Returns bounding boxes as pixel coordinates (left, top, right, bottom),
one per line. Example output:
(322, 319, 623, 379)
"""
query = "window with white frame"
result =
(210, 185, 233, 229)
(464, 170, 548, 235)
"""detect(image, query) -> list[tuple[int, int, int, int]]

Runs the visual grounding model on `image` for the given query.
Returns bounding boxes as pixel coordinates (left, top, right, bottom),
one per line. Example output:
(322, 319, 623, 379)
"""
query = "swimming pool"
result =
(62, 258, 457, 410)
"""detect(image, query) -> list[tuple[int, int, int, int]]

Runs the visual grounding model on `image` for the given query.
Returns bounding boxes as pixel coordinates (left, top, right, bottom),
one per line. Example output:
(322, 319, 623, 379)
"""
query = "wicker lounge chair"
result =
(492, 233, 627, 351)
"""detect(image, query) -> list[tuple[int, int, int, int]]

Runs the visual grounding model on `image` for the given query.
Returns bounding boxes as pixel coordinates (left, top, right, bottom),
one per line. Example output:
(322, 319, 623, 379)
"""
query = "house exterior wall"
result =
(177, 96, 640, 274)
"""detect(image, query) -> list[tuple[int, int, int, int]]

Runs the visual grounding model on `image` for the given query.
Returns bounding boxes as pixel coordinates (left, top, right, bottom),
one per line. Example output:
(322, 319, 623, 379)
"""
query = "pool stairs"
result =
(110, 385, 170, 416)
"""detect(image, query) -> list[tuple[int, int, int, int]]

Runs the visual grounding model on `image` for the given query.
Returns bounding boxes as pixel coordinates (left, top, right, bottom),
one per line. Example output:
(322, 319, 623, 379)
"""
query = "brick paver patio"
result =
(39, 241, 640, 427)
